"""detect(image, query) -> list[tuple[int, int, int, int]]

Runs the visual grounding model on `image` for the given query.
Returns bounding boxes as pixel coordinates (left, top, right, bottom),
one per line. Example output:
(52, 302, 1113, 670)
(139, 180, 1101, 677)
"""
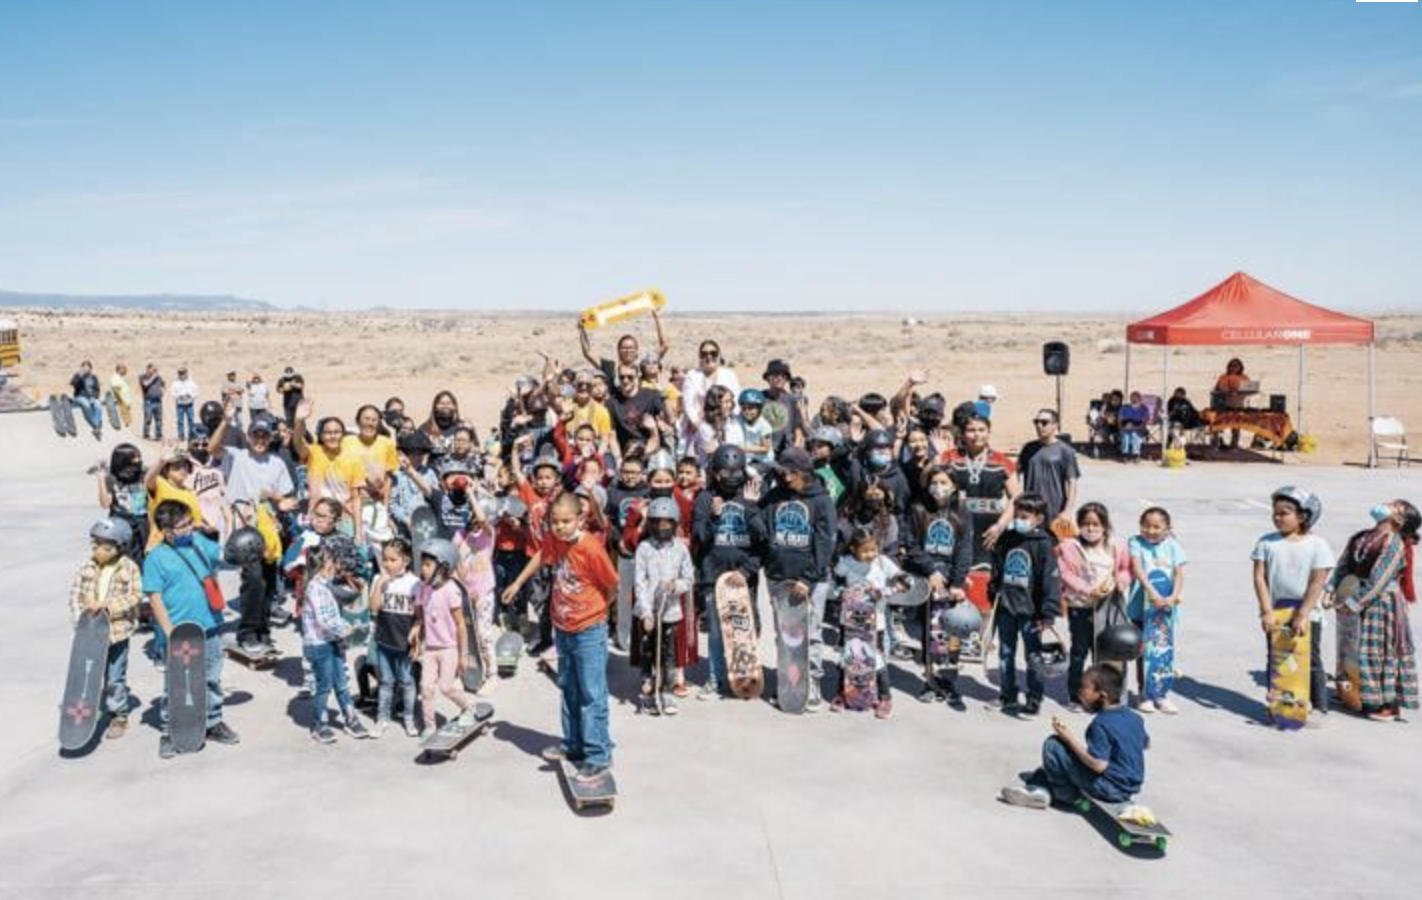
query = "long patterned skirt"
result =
(1359, 588, 1419, 710)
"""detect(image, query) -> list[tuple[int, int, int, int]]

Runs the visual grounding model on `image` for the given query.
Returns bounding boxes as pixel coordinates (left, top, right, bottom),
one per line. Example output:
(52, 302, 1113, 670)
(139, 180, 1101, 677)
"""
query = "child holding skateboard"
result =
(502, 494, 619, 784)
(989, 493, 1061, 717)
(1000, 664, 1149, 809)
(68, 518, 144, 739)
(410, 538, 481, 737)
(903, 466, 975, 709)
(634, 497, 694, 714)
(453, 498, 499, 696)
(301, 534, 372, 743)
(1127, 507, 1187, 714)
(831, 527, 901, 718)
(1057, 503, 1133, 710)
(369, 537, 421, 737)
(1251, 487, 1334, 724)
(691, 444, 761, 699)
(142, 500, 239, 759)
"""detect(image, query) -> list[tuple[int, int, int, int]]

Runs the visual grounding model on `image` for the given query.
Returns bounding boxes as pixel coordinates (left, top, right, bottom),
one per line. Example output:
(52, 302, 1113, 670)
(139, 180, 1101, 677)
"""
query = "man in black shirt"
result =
(608, 363, 666, 457)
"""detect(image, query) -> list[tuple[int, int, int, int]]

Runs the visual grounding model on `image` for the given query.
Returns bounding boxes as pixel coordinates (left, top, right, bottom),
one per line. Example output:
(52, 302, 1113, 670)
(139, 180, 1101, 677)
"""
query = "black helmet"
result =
(199, 400, 225, 432)
(224, 527, 266, 565)
(710, 443, 746, 473)
(1097, 622, 1143, 662)
(397, 430, 433, 454)
(865, 428, 894, 450)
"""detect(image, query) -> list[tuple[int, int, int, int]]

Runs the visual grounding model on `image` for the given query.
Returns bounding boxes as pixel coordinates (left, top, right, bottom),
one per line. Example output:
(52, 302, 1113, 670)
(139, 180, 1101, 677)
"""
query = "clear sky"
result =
(1, 1, 1419, 312)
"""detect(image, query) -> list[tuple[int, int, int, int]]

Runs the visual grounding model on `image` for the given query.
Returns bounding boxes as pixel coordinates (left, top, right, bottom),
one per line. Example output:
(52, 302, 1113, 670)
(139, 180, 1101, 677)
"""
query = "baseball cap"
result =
(774, 446, 815, 474)
(978, 384, 998, 399)
(248, 415, 275, 435)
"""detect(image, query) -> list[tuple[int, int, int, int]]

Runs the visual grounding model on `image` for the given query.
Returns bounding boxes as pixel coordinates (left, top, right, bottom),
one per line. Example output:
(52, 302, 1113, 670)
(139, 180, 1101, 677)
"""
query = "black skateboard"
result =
(410, 506, 439, 563)
(225, 639, 280, 670)
(59, 395, 77, 436)
(558, 758, 616, 811)
(58, 611, 111, 750)
(1075, 793, 1171, 852)
(166, 622, 208, 753)
(458, 584, 485, 694)
(48, 395, 68, 438)
(418, 702, 494, 761)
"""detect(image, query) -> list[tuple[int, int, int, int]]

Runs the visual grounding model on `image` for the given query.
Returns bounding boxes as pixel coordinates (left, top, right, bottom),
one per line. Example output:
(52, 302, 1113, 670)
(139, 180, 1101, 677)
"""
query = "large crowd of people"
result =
(64, 311, 1419, 805)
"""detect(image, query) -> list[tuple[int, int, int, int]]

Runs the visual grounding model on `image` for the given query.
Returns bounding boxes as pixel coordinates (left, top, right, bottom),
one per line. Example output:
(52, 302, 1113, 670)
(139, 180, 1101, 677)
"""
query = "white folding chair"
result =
(1372, 417, 1411, 467)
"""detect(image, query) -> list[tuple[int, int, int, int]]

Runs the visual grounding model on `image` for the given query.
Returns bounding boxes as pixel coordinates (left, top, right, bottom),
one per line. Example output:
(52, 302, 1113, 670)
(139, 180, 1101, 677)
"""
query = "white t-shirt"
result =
(1251, 532, 1335, 622)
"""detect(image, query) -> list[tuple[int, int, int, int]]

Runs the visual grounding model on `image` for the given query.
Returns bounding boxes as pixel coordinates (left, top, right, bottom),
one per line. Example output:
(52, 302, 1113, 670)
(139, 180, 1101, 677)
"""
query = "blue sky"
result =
(1, 0, 1419, 312)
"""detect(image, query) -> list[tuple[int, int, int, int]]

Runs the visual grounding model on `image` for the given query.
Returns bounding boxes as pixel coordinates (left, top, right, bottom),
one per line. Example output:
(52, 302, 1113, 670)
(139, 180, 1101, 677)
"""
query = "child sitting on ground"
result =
(999, 664, 1148, 809)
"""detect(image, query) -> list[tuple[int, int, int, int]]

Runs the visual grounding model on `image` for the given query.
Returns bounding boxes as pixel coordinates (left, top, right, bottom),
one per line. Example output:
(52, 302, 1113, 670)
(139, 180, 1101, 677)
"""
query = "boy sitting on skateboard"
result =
(68, 518, 144, 739)
(999, 664, 1148, 809)
(502, 494, 619, 785)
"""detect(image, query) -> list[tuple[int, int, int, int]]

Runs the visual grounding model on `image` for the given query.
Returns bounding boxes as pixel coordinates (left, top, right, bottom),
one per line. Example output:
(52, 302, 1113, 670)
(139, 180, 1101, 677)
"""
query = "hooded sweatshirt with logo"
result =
(989, 527, 1060, 620)
(752, 477, 837, 584)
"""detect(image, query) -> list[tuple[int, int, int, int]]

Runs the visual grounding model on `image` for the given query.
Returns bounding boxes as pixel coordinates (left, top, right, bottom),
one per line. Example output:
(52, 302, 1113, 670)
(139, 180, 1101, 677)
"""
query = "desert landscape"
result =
(5, 308, 1420, 466)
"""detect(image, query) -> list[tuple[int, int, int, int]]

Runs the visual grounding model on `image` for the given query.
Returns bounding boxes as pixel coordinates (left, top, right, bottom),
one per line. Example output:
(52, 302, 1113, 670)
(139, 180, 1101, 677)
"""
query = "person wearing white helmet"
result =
(1252, 486, 1335, 724)
(634, 497, 693, 714)
(974, 384, 998, 422)
(69, 518, 144, 740)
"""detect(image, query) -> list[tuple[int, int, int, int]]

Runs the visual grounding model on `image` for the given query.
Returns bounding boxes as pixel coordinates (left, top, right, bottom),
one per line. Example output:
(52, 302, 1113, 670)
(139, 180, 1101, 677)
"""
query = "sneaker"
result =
(1138, 699, 1158, 714)
(344, 712, 371, 739)
(540, 744, 570, 763)
(697, 682, 720, 701)
(945, 690, 967, 712)
(1000, 783, 1050, 809)
(403, 718, 420, 738)
(105, 717, 128, 740)
(917, 686, 939, 704)
(1155, 698, 1179, 715)
(1022, 698, 1042, 717)
(671, 682, 691, 699)
(159, 734, 177, 759)
(311, 725, 337, 744)
(1367, 708, 1398, 722)
(1000, 701, 1023, 717)
(805, 692, 824, 714)
(371, 720, 388, 739)
(419, 727, 437, 741)
(206, 722, 240, 745)
(874, 697, 894, 720)
(574, 764, 610, 785)
(238, 639, 267, 654)
(661, 694, 678, 716)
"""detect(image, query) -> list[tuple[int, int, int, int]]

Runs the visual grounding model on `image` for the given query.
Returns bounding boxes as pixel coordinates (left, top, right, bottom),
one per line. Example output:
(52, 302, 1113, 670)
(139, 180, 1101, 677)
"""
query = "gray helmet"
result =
(646, 497, 681, 525)
(497, 496, 528, 520)
(440, 457, 474, 479)
(476, 494, 500, 522)
(808, 426, 843, 449)
(224, 527, 266, 565)
(942, 601, 983, 638)
(89, 517, 133, 547)
(420, 537, 459, 573)
(1271, 485, 1322, 529)
(646, 449, 676, 475)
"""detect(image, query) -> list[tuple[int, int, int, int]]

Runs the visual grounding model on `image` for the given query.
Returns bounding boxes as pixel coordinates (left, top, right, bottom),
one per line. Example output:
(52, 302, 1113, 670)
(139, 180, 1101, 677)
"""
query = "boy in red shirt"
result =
(503, 494, 618, 783)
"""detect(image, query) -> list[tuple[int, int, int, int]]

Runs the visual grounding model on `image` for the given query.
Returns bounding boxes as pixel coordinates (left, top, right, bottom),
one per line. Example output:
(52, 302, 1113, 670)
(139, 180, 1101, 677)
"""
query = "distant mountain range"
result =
(0, 289, 275, 311)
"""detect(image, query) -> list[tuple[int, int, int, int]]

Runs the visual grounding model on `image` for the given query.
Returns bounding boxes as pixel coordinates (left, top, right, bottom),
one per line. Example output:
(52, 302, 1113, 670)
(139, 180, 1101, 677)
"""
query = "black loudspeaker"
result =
(1043, 341, 1070, 376)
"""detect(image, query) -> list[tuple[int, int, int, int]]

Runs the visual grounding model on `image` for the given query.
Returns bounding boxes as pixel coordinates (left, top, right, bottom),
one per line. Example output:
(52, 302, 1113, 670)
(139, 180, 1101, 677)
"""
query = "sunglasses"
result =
(618, 374, 638, 382)
(699, 350, 719, 359)
(1033, 418, 1054, 426)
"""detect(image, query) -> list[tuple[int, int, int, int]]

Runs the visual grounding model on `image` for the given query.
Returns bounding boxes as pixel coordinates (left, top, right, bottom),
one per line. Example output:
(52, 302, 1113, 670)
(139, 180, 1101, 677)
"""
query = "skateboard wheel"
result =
(1155, 837, 1168, 852)
(1118, 832, 1133, 849)
(1075, 799, 1091, 814)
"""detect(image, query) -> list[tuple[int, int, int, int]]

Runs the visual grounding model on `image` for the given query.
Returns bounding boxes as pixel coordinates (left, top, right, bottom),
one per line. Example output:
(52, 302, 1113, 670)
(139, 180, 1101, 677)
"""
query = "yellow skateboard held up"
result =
(580, 289, 666, 331)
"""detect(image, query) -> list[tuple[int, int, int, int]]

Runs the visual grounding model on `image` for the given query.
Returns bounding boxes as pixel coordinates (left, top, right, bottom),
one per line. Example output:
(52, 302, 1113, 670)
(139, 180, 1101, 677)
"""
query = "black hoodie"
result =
(903, 501, 975, 588)
(691, 488, 762, 590)
(989, 527, 1060, 620)
(752, 476, 837, 584)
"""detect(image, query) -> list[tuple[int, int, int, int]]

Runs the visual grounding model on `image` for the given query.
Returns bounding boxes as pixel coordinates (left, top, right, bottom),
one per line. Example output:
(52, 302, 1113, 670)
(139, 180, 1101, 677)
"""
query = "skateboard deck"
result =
(410, 506, 439, 564)
(615, 556, 634, 652)
(1267, 600, 1310, 729)
(225, 639, 280, 670)
(48, 395, 68, 438)
(1141, 571, 1175, 703)
(1075, 793, 1171, 852)
(558, 758, 617, 810)
(60, 395, 77, 436)
(59, 611, 111, 750)
(1333, 575, 1363, 713)
(418, 702, 494, 761)
(715, 572, 763, 699)
(458, 585, 485, 694)
(166, 622, 208, 753)
(770, 582, 811, 714)
(579, 288, 665, 331)
(841, 636, 878, 710)
(103, 390, 121, 430)
(495, 628, 524, 677)
(965, 568, 992, 613)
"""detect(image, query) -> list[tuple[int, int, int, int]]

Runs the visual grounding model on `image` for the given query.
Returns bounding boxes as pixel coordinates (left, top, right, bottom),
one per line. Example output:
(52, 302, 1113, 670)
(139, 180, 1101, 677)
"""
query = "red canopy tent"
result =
(1124, 271, 1377, 460)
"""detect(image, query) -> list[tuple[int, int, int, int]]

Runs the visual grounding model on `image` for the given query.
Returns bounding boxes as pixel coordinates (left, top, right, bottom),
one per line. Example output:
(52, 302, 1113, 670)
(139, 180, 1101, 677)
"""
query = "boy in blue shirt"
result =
(1000, 664, 1148, 808)
(143, 500, 240, 759)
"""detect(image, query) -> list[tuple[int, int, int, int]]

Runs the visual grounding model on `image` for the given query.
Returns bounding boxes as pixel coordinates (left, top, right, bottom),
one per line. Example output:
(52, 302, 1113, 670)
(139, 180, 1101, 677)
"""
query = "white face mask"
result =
(1011, 519, 1032, 534)
(929, 485, 953, 502)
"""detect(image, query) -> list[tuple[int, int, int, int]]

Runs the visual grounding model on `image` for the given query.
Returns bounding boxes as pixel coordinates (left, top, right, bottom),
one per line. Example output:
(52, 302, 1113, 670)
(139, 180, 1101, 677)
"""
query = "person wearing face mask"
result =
(989, 494, 1061, 718)
(185, 426, 230, 545)
(405, 457, 479, 537)
(847, 429, 911, 537)
(633, 498, 694, 715)
(96, 442, 151, 562)
(692, 444, 762, 699)
(1057, 503, 1133, 710)
(1331, 499, 1420, 721)
(904, 466, 976, 708)
(381, 397, 406, 434)
(421, 390, 465, 458)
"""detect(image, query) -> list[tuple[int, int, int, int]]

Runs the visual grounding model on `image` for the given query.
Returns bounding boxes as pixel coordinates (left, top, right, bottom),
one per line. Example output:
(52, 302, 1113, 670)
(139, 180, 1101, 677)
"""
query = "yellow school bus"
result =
(0, 319, 19, 368)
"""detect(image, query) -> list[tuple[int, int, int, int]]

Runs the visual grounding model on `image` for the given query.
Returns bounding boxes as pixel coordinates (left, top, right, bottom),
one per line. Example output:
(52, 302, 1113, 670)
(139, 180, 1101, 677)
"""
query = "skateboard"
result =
(58, 611, 111, 750)
(579, 288, 665, 331)
(643, 587, 670, 715)
(224, 639, 280, 670)
(558, 758, 617, 811)
(48, 395, 69, 437)
(1074, 793, 1171, 852)
(458, 584, 485, 694)
(715, 571, 763, 699)
(840, 583, 879, 710)
(166, 622, 208, 753)
(495, 623, 524, 678)
(410, 506, 439, 564)
(1333, 575, 1363, 713)
(1267, 599, 1310, 729)
(883, 575, 930, 607)
(417, 702, 494, 762)
(1141, 570, 1175, 703)
(980, 591, 1003, 681)
(770, 581, 811, 714)
(103, 390, 121, 430)
(615, 556, 635, 652)
(59, 395, 77, 436)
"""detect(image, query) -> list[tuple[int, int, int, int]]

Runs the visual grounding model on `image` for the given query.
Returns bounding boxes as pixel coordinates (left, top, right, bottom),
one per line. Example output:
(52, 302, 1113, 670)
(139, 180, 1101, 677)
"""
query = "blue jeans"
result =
(105, 639, 131, 717)
(1119, 429, 1144, 457)
(1028, 736, 1129, 804)
(161, 631, 224, 730)
(997, 608, 1045, 703)
(375, 643, 416, 723)
(73, 395, 103, 431)
(143, 397, 163, 439)
(176, 402, 195, 440)
(703, 586, 728, 690)
(554, 622, 613, 768)
(305, 640, 352, 727)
